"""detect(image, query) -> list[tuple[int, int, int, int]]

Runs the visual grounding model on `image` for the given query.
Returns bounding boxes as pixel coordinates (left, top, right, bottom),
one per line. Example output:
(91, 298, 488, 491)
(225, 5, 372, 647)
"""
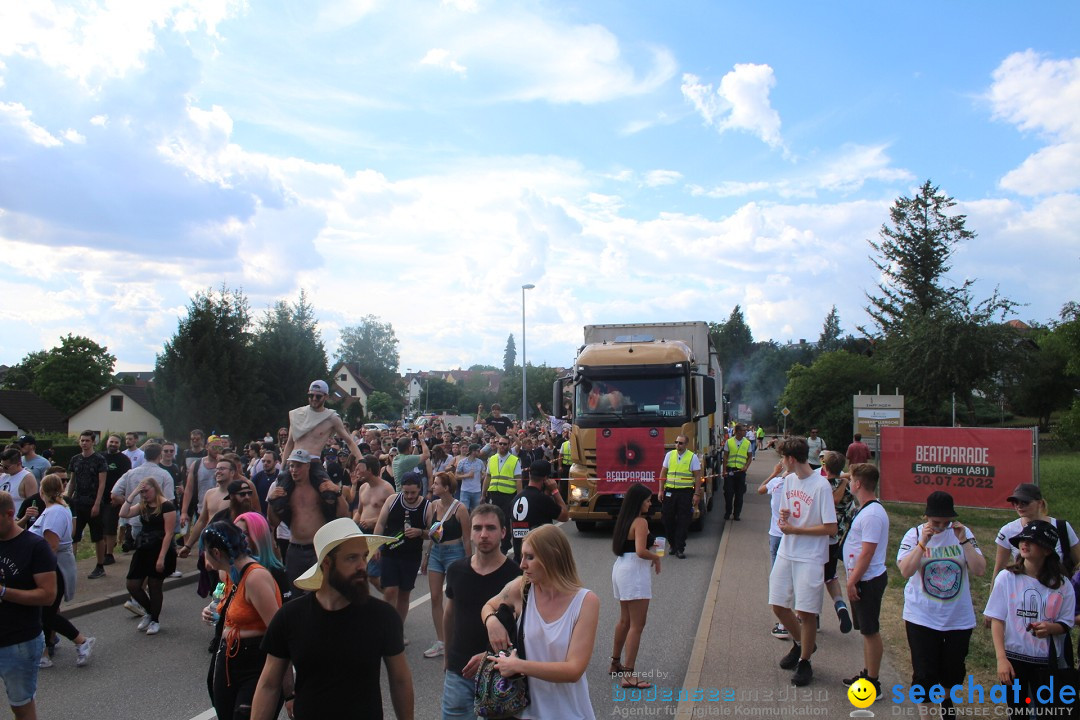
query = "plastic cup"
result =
(655, 537, 666, 557)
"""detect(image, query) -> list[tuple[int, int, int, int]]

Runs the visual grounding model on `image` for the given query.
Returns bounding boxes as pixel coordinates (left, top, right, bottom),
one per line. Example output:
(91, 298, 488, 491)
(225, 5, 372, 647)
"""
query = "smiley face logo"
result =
(848, 677, 877, 708)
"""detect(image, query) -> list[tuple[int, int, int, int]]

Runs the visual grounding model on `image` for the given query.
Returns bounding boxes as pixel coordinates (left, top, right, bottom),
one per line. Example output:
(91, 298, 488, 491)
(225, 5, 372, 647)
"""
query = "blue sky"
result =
(1, 1, 1078, 375)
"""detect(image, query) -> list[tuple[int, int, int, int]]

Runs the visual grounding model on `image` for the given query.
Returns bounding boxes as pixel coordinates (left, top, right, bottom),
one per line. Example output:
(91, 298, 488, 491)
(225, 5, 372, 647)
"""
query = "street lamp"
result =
(521, 283, 536, 425)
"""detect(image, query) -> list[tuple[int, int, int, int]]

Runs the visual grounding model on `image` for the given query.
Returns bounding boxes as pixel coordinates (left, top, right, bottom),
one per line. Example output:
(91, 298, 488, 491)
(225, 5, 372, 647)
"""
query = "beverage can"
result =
(654, 537, 666, 557)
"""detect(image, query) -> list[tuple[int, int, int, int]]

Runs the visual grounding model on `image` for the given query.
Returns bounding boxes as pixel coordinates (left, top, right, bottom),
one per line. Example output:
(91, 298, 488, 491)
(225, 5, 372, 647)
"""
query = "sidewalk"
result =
(677, 452, 899, 717)
(63, 548, 200, 619)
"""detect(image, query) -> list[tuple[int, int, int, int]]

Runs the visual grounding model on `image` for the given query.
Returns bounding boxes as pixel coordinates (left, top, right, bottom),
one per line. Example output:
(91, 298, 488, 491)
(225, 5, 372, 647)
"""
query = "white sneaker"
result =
(124, 600, 146, 617)
(169, 570, 183, 578)
(145, 621, 161, 635)
(423, 640, 444, 658)
(39, 656, 54, 669)
(75, 637, 95, 667)
(137, 616, 152, 632)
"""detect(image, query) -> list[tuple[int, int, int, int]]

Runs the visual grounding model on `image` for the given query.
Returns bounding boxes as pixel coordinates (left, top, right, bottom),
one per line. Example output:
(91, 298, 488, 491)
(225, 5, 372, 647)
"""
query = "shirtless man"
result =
(353, 454, 395, 593)
(281, 380, 364, 469)
(179, 455, 247, 557)
(269, 449, 348, 594)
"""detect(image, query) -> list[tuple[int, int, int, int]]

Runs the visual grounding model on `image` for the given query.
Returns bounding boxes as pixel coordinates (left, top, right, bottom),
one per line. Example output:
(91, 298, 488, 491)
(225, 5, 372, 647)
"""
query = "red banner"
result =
(879, 426, 1034, 509)
(595, 427, 666, 494)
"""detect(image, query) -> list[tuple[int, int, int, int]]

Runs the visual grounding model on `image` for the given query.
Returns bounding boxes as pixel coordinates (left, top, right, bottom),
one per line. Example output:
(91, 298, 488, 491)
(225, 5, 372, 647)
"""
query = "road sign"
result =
(780, 407, 790, 417)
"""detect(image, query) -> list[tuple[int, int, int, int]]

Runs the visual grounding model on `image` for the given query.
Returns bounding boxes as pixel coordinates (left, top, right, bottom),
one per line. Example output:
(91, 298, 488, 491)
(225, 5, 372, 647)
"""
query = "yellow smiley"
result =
(848, 677, 877, 708)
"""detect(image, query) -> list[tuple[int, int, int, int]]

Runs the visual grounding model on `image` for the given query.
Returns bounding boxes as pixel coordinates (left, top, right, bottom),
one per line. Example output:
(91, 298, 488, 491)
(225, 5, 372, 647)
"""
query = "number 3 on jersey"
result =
(791, 500, 802, 519)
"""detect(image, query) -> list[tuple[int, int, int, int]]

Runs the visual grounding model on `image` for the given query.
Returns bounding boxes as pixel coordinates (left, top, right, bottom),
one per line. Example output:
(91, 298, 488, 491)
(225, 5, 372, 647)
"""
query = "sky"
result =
(1, 1, 1078, 375)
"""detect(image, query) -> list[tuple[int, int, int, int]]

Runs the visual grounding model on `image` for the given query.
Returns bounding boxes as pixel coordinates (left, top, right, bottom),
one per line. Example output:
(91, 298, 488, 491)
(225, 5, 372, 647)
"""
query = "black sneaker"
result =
(792, 659, 813, 686)
(837, 604, 852, 633)
(779, 643, 802, 670)
(87, 565, 105, 580)
(842, 669, 867, 686)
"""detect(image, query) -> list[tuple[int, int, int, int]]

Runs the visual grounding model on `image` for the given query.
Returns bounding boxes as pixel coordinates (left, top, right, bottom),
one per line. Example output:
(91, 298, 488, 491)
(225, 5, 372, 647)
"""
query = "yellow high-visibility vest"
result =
(487, 453, 519, 494)
(560, 440, 572, 465)
(725, 437, 751, 470)
(664, 449, 697, 489)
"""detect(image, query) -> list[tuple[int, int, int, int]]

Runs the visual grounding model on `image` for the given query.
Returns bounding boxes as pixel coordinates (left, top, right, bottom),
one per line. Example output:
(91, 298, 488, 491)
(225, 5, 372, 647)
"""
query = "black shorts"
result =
(380, 551, 422, 591)
(126, 546, 177, 580)
(102, 502, 120, 536)
(823, 542, 841, 582)
(850, 571, 887, 635)
(74, 505, 104, 543)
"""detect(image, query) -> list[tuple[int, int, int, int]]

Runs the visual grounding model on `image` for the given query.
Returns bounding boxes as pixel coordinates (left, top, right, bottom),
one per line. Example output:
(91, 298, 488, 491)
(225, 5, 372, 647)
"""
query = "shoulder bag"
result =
(474, 582, 531, 719)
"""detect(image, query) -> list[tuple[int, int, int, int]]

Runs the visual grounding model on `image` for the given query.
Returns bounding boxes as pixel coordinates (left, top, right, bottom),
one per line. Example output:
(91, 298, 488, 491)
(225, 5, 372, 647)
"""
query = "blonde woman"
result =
(992, 483, 1080, 578)
(119, 476, 176, 635)
(482, 524, 598, 719)
(30, 474, 96, 667)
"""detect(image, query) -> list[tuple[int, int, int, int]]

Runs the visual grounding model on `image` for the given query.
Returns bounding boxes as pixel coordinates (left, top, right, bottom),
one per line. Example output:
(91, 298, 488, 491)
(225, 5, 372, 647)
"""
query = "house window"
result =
(350, 388, 357, 396)
(110, 396, 124, 412)
(339, 373, 347, 381)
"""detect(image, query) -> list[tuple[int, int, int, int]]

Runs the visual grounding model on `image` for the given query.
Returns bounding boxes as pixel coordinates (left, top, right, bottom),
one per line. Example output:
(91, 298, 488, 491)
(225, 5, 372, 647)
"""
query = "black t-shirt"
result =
(485, 415, 513, 437)
(103, 451, 132, 495)
(261, 592, 404, 720)
(444, 557, 522, 674)
(511, 486, 561, 560)
(67, 452, 108, 508)
(139, 501, 177, 542)
(0, 529, 57, 646)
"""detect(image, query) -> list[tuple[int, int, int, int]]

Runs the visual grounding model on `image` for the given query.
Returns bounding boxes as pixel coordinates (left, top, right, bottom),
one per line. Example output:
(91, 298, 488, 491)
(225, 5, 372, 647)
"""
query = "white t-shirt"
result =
(766, 476, 785, 539)
(123, 447, 146, 469)
(30, 504, 74, 546)
(898, 523, 983, 631)
(996, 517, 1078, 565)
(984, 569, 1075, 664)
(777, 471, 836, 563)
(806, 437, 826, 462)
(843, 501, 890, 580)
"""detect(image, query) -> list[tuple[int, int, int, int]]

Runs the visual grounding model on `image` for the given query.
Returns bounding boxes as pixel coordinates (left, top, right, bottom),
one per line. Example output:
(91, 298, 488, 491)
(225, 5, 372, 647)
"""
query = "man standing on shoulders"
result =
(441, 504, 521, 718)
(846, 433, 871, 468)
(481, 436, 520, 555)
(250, 518, 412, 720)
(66, 432, 108, 579)
(123, 432, 145, 469)
(806, 429, 826, 471)
(659, 435, 701, 559)
(0, 490, 57, 720)
(510, 460, 568, 563)
(16, 437, 49, 484)
(769, 437, 837, 687)
(280, 380, 365, 488)
(840, 463, 890, 699)
(721, 423, 754, 521)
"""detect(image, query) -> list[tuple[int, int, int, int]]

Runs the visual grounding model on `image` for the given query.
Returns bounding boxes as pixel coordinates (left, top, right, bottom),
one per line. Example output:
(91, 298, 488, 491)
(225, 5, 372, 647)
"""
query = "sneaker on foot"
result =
(423, 640, 445, 658)
(137, 616, 152, 632)
(39, 656, 54, 669)
(837, 604, 852, 634)
(792, 659, 813, 686)
(779, 643, 802, 670)
(76, 637, 95, 667)
(842, 669, 867, 686)
(145, 621, 161, 635)
(169, 570, 183, 578)
(87, 565, 106, 580)
(771, 623, 790, 640)
(124, 600, 146, 617)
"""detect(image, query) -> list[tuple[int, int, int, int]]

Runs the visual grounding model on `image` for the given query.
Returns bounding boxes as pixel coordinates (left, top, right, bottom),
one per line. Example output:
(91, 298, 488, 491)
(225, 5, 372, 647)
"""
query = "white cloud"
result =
(0, 102, 62, 147)
(442, 0, 479, 11)
(90, 114, 109, 127)
(643, 169, 682, 187)
(420, 48, 467, 75)
(62, 128, 86, 144)
(681, 64, 783, 148)
(989, 50, 1080, 195)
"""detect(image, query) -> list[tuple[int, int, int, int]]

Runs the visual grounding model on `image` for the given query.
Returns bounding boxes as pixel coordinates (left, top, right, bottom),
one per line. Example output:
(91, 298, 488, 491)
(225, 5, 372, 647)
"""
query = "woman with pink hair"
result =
(234, 512, 289, 602)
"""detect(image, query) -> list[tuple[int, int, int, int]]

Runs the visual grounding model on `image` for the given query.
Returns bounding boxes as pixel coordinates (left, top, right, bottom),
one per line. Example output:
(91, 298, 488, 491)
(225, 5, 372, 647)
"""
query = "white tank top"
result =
(1, 469, 33, 510)
(519, 587, 595, 720)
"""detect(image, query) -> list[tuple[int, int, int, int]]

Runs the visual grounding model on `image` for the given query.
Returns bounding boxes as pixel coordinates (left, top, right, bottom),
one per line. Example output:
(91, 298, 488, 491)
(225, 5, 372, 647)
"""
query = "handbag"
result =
(1038, 625, 1079, 704)
(474, 583, 531, 718)
(429, 500, 459, 544)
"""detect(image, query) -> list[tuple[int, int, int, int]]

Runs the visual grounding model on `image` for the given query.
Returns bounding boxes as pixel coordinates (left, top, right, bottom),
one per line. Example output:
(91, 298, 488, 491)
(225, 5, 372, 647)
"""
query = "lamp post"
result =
(521, 283, 535, 425)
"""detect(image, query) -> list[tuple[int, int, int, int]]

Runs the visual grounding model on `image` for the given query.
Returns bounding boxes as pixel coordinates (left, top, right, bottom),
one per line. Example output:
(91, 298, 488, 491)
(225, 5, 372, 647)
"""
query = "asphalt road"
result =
(35, 509, 726, 719)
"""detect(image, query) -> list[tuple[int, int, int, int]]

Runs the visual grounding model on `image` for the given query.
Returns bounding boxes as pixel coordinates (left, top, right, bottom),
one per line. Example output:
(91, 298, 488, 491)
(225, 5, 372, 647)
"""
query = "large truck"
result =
(554, 322, 724, 531)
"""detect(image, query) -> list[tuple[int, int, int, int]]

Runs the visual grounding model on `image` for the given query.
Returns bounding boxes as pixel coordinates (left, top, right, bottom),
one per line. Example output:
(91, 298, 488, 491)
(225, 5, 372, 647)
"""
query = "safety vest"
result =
(560, 440, 571, 465)
(664, 449, 697, 489)
(487, 453, 520, 494)
(725, 437, 751, 470)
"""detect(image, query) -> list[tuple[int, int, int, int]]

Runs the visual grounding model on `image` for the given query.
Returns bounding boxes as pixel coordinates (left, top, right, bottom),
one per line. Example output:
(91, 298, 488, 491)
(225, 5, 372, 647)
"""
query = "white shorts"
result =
(768, 555, 825, 615)
(612, 554, 652, 601)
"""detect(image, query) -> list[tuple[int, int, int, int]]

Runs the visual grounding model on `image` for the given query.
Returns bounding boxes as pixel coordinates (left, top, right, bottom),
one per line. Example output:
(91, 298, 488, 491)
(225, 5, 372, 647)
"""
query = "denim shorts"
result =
(0, 633, 45, 707)
(428, 542, 466, 575)
(442, 669, 476, 719)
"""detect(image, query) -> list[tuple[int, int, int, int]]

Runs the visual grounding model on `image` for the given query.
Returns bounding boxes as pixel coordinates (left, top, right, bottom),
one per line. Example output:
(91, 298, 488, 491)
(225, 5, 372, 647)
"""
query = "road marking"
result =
(189, 709, 216, 720)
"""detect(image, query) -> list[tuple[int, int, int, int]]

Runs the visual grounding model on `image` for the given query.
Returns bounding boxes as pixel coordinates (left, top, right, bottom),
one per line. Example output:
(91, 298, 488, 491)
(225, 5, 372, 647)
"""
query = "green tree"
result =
(153, 286, 263, 440)
(1048, 303, 1080, 446)
(1, 350, 48, 390)
(424, 378, 464, 412)
(498, 364, 559, 420)
(367, 391, 403, 421)
(779, 351, 884, 448)
(818, 306, 842, 353)
(710, 305, 754, 374)
(252, 290, 329, 433)
(468, 364, 498, 372)
(336, 316, 400, 395)
(32, 335, 116, 415)
(503, 335, 517, 374)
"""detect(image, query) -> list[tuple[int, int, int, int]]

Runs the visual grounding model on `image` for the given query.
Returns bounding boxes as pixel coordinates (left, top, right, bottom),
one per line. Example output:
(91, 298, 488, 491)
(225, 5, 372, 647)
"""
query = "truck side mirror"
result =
(693, 374, 716, 419)
(554, 376, 571, 417)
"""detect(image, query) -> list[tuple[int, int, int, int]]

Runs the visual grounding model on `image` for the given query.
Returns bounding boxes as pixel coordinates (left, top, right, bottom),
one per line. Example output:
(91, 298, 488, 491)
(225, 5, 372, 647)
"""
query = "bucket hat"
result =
(924, 491, 958, 518)
(1009, 520, 1059, 553)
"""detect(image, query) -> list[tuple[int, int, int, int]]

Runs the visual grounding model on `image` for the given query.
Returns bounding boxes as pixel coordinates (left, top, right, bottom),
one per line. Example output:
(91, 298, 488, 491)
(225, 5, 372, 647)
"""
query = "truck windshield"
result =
(575, 375, 687, 421)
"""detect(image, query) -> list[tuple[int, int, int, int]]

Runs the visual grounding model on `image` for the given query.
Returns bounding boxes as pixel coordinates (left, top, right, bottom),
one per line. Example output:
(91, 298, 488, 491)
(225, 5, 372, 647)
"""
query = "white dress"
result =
(519, 587, 596, 720)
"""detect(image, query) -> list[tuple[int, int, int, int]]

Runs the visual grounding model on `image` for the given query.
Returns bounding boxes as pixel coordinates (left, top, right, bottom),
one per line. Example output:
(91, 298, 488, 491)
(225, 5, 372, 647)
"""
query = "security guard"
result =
(482, 437, 521, 554)
(557, 428, 573, 501)
(722, 423, 754, 521)
(659, 435, 702, 559)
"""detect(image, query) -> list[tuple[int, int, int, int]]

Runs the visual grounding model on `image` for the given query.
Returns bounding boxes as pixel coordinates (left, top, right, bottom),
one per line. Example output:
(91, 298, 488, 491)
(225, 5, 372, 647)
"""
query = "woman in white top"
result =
(991, 483, 1080, 579)
(483, 524, 599, 720)
(985, 520, 1075, 715)
(897, 491, 985, 717)
(30, 474, 96, 668)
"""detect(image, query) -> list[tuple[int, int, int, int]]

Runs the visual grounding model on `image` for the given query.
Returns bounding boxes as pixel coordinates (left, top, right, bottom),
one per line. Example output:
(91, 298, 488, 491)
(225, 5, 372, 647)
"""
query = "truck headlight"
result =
(571, 487, 589, 501)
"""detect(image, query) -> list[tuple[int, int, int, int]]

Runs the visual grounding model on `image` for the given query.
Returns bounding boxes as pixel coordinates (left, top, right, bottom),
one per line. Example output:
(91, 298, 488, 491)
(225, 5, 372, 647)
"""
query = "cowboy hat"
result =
(294, 518, 394, 592)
